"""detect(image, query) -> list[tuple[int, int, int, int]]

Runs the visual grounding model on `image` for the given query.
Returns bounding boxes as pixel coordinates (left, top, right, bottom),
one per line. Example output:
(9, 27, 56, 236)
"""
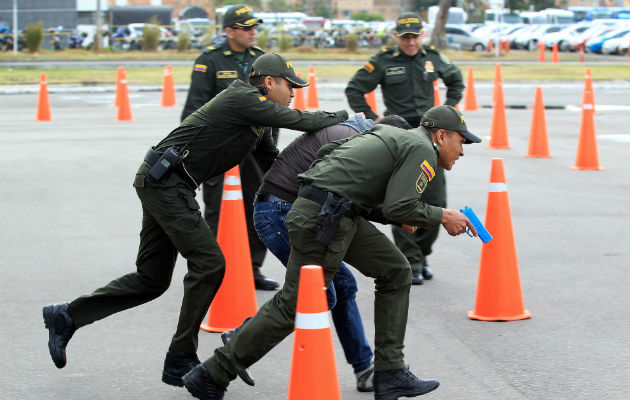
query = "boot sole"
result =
(182, 374, 206, 399)
(375, 381, 440, 400)
(43, 306, 66, 369)
(162, 371, 184, 387)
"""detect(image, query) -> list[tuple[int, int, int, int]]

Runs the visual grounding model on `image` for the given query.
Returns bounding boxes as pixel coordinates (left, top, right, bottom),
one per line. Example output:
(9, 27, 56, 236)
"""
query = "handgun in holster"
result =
(315, 192, 353, 246)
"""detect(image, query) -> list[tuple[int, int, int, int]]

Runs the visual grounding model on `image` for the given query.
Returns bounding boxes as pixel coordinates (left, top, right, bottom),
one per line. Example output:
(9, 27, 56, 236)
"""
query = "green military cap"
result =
(420, 105, 481, 144)
(223, 4, 263, 28)
(250, 53, 309, 88)
(395, 12, 423, 36)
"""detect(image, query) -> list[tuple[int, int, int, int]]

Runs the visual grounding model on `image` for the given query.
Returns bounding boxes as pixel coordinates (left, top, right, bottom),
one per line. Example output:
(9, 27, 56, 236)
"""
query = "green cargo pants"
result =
(69, 162, 225, 354)
(205, 196, 411, 387)
(392, 167, 446, 269)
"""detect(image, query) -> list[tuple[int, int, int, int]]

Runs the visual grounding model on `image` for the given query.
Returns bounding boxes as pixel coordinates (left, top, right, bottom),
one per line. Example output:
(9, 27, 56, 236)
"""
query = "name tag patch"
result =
(217, 70, 238, 79)
(385, 66, 405, 76)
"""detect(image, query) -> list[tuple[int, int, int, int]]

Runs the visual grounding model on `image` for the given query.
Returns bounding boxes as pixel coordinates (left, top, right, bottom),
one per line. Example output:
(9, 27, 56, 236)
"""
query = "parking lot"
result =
(0, 80, 629, 399)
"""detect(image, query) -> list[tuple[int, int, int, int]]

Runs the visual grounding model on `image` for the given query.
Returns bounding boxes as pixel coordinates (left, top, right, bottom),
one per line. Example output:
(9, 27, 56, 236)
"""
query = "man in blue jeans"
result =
(245, 114, 414, 392)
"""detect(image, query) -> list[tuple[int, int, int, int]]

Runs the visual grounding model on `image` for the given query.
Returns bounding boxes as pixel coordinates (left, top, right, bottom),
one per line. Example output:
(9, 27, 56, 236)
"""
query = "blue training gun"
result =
(460, 206, 493, 243)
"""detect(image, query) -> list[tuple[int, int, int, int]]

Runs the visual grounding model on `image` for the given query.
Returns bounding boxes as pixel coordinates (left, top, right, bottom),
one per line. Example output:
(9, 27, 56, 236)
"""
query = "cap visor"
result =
(461, 130, 482, 144)
(236, 18, 262, 27)
(285, 75, 309, 88)
(396, 29, 422, 37)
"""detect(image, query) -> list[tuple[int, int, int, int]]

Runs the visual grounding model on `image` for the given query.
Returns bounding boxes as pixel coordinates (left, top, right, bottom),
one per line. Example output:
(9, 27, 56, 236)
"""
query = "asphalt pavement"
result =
(0, 82, 628, 400)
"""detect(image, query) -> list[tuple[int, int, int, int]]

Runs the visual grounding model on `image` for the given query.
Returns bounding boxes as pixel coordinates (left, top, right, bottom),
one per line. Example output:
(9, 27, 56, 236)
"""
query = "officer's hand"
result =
(401, 224, 418, 233)
(441, 209, 478, 237)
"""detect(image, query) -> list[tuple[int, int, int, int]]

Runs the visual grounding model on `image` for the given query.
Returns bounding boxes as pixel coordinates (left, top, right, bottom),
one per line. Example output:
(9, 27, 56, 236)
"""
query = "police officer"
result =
(42, 53, 348, 390)
(181, 4, 278, 290)
(182, 105, 481, 400)
(345, 12, 465, 285)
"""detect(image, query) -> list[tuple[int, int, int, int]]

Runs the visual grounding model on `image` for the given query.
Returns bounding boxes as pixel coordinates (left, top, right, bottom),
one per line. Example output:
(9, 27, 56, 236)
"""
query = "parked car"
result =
(601, 31, 630, 54)
(514, 24, 563, 50)
(563, 24, 615, 51)
(541, 23, 592, 50)
(586, 27, 630, 53)
(443, 25, 487, 51)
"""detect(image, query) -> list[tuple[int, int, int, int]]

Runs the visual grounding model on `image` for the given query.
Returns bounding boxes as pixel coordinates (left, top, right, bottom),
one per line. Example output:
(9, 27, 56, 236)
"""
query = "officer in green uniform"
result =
(345, 12, 465, 285)
(182, 105, 481, 400)
(42, 53, 348, 390)
(181, 5, 279, 290)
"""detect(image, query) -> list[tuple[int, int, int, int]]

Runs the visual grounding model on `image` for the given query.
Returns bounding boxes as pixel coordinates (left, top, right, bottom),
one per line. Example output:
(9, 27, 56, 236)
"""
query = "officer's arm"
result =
(380, 146, 443, 227)
(251, 128, 279, 172)
(438, 58, 464, 107)
(181, 54, 216, 121)
(237, 95, 348, 132)
(344, 57, 382, 120)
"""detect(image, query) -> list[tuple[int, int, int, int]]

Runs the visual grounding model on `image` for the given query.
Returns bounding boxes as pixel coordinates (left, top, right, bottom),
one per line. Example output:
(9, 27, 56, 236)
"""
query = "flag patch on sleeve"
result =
(193, 64, 207, 72)
(421, 160, 435, 180)
(363, 62, 374, 73)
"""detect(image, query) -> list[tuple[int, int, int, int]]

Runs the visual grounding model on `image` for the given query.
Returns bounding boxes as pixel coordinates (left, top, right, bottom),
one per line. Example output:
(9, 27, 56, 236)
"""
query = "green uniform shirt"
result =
(345, 44, 464, 121)
(156, 80, 348, 186)
(298, 124, 443, 227)
(180, 41, 265, 121)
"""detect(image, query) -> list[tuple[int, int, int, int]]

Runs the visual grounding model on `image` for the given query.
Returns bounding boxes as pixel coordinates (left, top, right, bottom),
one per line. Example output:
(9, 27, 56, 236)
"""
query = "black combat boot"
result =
(182, 363, 226, 400)
(221, 329, 255, 386)
(43, 303, 76, 369)
(374, 367, 439, 400)
(422, 262, 434, 280)
(411, 268, 424, 285)
(162, 350, 201, 387)
(253, 268, 279, 290)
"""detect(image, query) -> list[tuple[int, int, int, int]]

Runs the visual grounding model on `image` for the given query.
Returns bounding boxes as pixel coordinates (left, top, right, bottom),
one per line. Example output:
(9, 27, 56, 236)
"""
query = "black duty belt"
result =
(254, 191, 290, 203)
(298, 185, 356, 218)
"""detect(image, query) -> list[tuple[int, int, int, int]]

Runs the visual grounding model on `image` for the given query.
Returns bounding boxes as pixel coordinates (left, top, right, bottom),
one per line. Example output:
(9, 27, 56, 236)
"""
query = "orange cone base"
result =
(200, 322, 229, 333)
(487, 144, 511, 150)
(467, 309, 531, 321)
(571, 166, 604, 171)
(525, 154, 552, 159)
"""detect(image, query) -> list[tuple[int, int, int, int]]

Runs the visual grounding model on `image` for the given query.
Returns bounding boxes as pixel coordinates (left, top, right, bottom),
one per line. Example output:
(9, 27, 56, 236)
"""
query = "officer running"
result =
(42, 53, 348, 391)
(181, 4, 278, 290)
(181, 105, 481, 400)
(345, 12, 465, 286)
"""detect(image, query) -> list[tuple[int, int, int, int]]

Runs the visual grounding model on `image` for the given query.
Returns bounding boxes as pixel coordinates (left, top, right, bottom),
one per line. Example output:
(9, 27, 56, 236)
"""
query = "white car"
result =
(563, 25, 615, 51)
(513, 24, 563, 50)
(601, 31, 630, 54)
(541, 23, 591, 50)
(443, 25, 487, 51)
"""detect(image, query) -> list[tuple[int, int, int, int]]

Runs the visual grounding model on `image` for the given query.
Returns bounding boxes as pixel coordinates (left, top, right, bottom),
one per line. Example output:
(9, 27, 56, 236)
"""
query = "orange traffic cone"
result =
(468, 159, 531, 321)
(487, 39, 493, 53)
(525, 87, 551, 158)
(583, 68, 596, 114)
(201, 166, 258, 332)
(36, 72, 51, 121)
(464, 67, 478, 111)
(503, 40, 510, 53)
(538, 41, 545, 62)
(365, 90, 378, 114)
(287, 265, 341, 400)
(161, 65, 176, 107)
(551, 43, 559, 63)
(433, 80, 441, 106)
(293, 72, 306, 111)
(488, 64, 510, 149)
(116, 68, 133, 121)
(306, 66, 319, 109)
(572, 72, 603, 170)
(114, 66, 124, 107)
(579, 43, 585, 63)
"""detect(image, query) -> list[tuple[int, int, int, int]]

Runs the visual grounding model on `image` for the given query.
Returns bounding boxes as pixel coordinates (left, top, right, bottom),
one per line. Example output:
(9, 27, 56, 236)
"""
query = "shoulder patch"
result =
(193, 64, 207, 72)
(258, 96, 267, 101)
(416, 160, 435, 194)
(363, 61, 375, 73)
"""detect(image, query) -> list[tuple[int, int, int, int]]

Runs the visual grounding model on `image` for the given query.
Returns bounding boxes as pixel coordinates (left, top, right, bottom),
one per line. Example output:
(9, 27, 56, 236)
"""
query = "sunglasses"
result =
(231, 25, 257, 32)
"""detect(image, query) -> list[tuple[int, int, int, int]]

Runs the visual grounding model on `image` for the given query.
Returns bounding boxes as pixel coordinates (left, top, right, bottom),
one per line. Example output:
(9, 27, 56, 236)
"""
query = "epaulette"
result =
(252, 45, 265, 53)
(378, 45, 396, 54)
(203, 45, 221, 54)
(423, 44, 440, 54)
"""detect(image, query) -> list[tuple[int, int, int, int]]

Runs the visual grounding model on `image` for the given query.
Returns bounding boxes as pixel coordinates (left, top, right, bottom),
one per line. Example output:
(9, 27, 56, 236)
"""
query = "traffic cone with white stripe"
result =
(433, 80, 441, 106)
(525, 87, 551, 158)
(573, 70, 602, 170)
(464, 67, 478, 111)
(201, 166, 258, 332)
(36, 73, 51, 121)
(293, 72, 306, 111)
(365, 90, 378, 114)
(468, 159, 531, 321)
(306, 66, 320, 109)
(488, 64, 510, 149)
(287, 265, 341, 400)
(160, 65, 176, 107)
(116, 68, 133, 121)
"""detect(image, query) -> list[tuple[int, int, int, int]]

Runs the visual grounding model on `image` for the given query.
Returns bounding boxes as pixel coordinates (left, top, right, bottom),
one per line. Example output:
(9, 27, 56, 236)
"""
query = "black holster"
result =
(315, 192, 353, 246)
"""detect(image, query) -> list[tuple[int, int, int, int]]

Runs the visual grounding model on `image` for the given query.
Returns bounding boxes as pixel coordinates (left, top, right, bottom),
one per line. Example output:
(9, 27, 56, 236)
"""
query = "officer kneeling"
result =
(183, 105, 481, 400)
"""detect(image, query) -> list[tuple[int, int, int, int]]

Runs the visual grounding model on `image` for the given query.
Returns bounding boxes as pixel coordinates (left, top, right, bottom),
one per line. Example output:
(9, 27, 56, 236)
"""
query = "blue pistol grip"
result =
(460, 206, 493, 243)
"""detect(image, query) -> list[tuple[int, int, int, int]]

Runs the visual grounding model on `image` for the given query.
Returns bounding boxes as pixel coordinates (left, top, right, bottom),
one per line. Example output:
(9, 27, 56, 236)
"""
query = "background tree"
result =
(220, 0, 262, 9)
(430, 0, 452, 49)
(351, 11, 384, 21)
(311, 0, 333, 18)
